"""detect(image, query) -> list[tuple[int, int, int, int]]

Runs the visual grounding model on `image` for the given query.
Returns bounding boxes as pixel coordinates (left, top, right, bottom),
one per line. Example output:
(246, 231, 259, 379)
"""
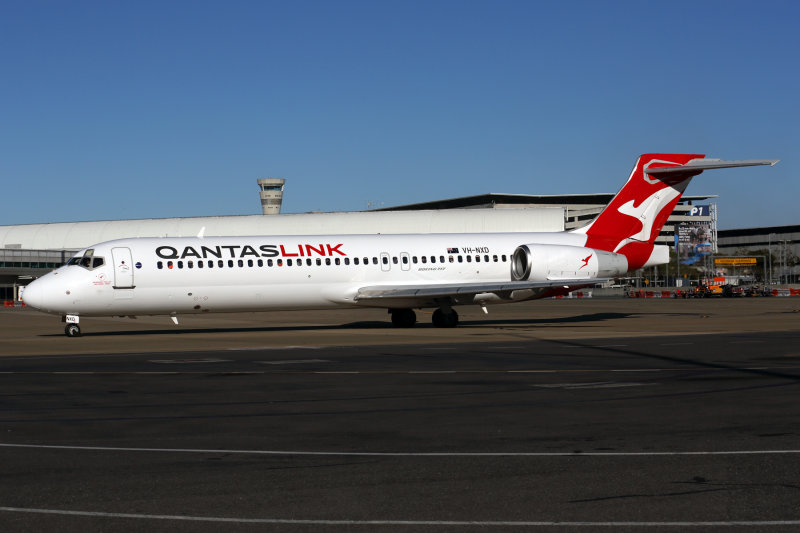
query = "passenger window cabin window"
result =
(257, 259, 263, 267)
(484, 255, 489, 262)
(227, 260, 233, 267)
(421, 256, 427, 264)
(493, 255, 498, 262)
(188, 261, 193, 269)
(198, 261, 203, 269)
(177, 261, 184, 269)
(277, 259, 283, 266)
(345, 258, 350, 265)
(475, 256, 480, 263)
(326, 258, 331, 266)
(238, 259, 244, 267)
(207, 261, 213, 268)
(287, 259, 293, 266)
(306, 258, 312, 266)
(439, 256, 444, 263)
(363, 257, 369, 265)
(248, 259, 253, 267)
(372, 257, 378, 265)
(413, 256, 418, 264)
(316, 258, 322, 266)
(157, 261, 163, 269)
(354, 257, 360, 265)
(268, 259, 273, 267)
(392, 257, 397, 265)
(335, 258, 341, 265)
(402, 256, 408, 264)
(502, 255, 507, 262)
(466, 256, 472, 263)
(218, 260, 224, 268)
(449, 256, 454, 263)
(430, 256, 436, 264)
(168, 261, 174, 269)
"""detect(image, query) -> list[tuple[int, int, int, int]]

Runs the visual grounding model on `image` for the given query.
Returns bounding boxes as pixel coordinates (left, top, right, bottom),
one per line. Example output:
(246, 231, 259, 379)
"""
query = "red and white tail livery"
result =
(22, 154, 777, 336)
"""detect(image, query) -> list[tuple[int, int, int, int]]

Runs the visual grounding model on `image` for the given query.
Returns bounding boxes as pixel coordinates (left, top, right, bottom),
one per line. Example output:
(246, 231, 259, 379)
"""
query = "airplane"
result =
(21, 154, 777, 337)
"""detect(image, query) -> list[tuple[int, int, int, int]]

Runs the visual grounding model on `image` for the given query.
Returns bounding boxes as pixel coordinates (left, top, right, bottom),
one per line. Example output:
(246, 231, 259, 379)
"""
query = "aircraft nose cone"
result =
(21, 279, 45, 310)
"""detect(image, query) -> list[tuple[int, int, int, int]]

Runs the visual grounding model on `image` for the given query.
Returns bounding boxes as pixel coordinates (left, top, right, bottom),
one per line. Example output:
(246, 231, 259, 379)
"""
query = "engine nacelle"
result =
(510, 244, 628, 281)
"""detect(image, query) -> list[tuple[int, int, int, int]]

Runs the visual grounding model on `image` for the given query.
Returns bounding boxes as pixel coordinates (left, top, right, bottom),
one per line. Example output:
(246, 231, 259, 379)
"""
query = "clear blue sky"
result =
(1, 0, 797, 229)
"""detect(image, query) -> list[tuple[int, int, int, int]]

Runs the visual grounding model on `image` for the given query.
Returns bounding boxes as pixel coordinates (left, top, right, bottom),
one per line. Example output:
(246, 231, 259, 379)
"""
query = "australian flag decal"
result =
(447, 247, 459, 254)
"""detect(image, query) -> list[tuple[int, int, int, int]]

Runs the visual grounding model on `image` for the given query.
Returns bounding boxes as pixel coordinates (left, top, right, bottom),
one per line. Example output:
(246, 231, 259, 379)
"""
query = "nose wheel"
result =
(65, 324, 82, 337)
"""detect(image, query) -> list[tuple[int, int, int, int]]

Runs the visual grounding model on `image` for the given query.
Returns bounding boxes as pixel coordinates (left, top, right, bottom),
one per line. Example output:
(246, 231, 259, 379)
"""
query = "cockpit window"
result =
(69, 249, 105, 270)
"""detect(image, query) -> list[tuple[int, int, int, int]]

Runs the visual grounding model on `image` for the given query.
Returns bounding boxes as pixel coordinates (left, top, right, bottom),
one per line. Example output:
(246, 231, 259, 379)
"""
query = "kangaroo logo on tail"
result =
(578, 254, 592, 270)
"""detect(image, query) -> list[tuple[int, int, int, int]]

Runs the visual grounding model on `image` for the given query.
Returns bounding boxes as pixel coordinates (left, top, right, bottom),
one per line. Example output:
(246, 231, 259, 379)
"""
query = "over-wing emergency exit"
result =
(22, 154, 778, 336)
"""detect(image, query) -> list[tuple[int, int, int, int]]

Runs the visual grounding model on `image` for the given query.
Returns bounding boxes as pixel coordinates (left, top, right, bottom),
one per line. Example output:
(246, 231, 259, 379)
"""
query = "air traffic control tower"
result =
(257, 178, 285, 215)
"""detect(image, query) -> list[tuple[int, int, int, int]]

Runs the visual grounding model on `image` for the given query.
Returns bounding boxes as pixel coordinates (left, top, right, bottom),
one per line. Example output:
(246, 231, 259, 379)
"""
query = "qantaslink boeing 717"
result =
(22, 154, 777, 337)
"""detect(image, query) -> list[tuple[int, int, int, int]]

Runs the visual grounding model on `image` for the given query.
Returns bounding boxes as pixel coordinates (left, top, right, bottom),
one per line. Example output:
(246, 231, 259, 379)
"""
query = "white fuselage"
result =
(24, 231, 591, 317)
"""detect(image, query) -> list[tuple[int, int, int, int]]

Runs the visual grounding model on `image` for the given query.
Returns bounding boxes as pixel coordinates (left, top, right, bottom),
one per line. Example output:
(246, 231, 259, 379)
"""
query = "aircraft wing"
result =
(353, 278, 607, 307)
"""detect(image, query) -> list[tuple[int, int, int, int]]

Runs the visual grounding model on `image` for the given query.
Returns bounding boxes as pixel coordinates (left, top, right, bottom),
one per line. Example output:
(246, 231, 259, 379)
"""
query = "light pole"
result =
(768, 233, 775, 285)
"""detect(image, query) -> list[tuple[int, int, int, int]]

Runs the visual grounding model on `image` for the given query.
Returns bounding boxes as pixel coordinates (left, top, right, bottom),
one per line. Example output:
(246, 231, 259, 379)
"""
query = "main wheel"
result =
(390, 308, 416, 328)
(432, 308, 459, 328)
(65, 324, 82, 337)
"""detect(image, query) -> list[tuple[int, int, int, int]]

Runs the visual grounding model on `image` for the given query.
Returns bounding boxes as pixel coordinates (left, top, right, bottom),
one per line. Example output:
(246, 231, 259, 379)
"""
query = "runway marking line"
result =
(254, 359, 331, 365)
(1, 365, 799, 376)
(1, 443, 799, 457)
(0, 506, 798, 527)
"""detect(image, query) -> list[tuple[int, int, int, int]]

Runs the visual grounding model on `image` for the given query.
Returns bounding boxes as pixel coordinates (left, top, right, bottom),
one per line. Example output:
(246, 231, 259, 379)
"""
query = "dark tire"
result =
(65, 324, 81, 337)
(390, 309, 416, 328)
(432, 308, 459, 328)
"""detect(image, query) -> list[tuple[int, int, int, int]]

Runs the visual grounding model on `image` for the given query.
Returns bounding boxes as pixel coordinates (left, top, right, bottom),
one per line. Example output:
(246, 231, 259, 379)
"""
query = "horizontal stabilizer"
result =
(646, 159, 779, 176)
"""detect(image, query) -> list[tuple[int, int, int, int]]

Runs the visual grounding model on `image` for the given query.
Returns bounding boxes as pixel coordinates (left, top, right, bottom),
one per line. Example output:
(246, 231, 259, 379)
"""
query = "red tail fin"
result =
(573, 154, 777, 270)
(573, 153, 704, 269)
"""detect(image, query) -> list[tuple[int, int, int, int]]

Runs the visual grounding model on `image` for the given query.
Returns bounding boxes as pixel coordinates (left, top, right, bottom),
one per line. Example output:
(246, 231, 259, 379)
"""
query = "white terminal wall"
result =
(0, 208, 565, 251)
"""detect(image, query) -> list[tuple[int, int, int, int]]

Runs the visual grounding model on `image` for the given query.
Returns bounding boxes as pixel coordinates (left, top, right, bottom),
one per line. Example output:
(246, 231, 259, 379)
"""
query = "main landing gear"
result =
(390, 307, 459, 328)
